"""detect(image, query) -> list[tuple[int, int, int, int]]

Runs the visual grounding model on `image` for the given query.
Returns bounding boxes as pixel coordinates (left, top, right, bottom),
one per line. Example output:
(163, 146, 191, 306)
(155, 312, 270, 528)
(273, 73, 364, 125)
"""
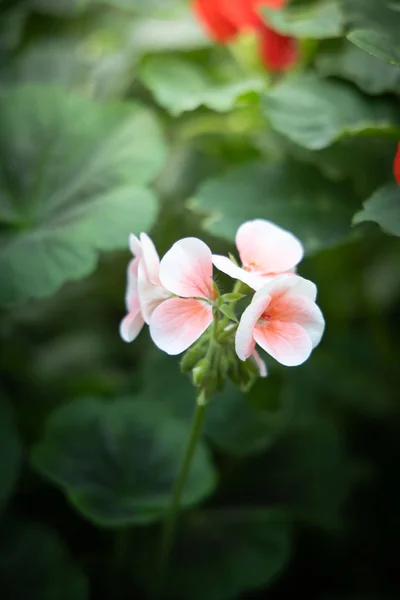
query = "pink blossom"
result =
(213, 219, 304, 290)
(149, 238, 216, 355)
(119, 233, 168, 343)
(236, 274, 324, 367)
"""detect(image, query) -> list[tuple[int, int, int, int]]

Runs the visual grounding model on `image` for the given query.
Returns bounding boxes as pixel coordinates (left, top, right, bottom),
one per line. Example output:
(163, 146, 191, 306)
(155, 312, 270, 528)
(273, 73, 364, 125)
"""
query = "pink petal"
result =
(251, 349, 268, 378)
(159, 237, 214, 299)
(269, 294, 325, 348)
(235, 292, 271, 361)
(125, 258, 140, 312)
(138, 260, 170, 324)
(236, 219, 303, 275)
(150, 297, 213, 355)
(119, 309, 145, 343)
(129, 233, 142, 257)
(140, 232, 160, 285)
(253, 274, 317, 304)
(254, 320, 312, 367)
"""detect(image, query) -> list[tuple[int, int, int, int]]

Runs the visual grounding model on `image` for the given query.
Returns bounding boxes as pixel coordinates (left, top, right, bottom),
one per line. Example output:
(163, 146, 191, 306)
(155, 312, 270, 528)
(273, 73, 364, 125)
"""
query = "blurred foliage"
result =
(1, 0, 400, 599)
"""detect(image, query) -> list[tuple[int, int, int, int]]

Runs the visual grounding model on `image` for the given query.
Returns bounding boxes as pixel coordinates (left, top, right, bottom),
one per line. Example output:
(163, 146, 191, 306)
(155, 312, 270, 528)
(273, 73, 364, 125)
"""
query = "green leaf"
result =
(31, 397, 216, 527)
(353, 183, 400, 237)
(219, 303, 238, 323)
(0, 520, 88, 600)
(192, 160, 358, 254)
(262, 0, 344, 39)
(316, 40, 400, 95)
(133, 509, 291, 600)
(0, 85, 166, 307)
(0, 397, 22, 514)
(220, 293, 245, 302)
(140, 55, 265, 116)
(345, 0, 400, 66)
(347, 29, 400, 67)
(264, 72, 400, 150)
(32, 0, 185, 16)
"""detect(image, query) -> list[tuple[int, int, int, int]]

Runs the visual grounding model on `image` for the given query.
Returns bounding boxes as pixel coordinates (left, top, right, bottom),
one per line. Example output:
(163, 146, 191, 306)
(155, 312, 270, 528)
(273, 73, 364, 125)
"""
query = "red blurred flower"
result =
(193, 0, 298, 72)
(394, 143, 400, 185)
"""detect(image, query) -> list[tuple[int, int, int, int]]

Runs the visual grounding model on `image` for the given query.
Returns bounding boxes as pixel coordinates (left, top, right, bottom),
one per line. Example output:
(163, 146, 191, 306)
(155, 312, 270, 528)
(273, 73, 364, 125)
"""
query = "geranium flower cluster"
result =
(120, 219, 325, 393)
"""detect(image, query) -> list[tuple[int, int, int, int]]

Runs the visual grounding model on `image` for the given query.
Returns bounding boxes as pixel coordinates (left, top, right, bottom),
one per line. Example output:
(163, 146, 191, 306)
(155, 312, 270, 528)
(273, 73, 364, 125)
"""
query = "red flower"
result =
(394, 143, 400, 185)
(193, 0, 297, 72)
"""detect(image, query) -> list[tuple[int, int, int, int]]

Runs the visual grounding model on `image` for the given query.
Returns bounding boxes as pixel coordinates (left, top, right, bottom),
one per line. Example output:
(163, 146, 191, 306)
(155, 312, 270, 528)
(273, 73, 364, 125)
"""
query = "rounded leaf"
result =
(31, 397, 216, 527)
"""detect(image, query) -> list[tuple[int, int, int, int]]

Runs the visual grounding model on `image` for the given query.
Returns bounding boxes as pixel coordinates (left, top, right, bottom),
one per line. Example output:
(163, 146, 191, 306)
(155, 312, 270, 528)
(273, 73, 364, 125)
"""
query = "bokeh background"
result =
(1, 0, 400, 599)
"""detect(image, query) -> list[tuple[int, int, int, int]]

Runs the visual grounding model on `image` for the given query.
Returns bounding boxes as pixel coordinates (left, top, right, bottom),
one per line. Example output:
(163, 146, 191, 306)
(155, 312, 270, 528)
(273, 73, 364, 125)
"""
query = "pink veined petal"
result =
(235, 292, 271, 361)
(252, 274, 317, 306)
(119, 309, 145, 343)
(159, 237, 214, 299)
(269, 293, 325, 348)
(150, 297, 213, 355)
(138, 260, 170, 324)
(125, 258, 140, 312)
(140, 232, 160, 285)
(129, 233, 142, 257)
(251, 349, 268, 378)
(254, 320, 312, 367)
(236, 219, 304, 275)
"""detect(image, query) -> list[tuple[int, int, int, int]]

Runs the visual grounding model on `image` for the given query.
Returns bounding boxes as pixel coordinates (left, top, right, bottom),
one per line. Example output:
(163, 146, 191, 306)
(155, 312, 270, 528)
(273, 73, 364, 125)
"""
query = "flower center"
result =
(258, 311, 271, 326)
(243, 261, 258, 272)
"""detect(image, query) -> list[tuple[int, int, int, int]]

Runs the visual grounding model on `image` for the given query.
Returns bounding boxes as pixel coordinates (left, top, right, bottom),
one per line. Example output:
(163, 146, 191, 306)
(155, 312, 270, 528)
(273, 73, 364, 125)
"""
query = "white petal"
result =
(235, 292, 271, 361)
(129, 233, 142, 257)
(140, 232, 160, 285)
(159, 237, 214, 299)
(119, 309, 145, 343)
(138, 260, 170, 324)
(236, 219, 304, 275)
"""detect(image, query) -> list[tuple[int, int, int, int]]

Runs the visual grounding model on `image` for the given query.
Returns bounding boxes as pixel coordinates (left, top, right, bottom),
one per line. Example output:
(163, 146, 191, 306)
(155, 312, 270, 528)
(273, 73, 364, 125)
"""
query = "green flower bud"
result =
(180, 341, 207, 373)
(192, 357, 211, 387)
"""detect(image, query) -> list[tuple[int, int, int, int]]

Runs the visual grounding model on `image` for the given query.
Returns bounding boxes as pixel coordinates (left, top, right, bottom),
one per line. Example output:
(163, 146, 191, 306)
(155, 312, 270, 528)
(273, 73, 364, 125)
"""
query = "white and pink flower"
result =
(120, 235, 216, 356)
(235, 274, 325, 367)
(213, 219, 303, 290)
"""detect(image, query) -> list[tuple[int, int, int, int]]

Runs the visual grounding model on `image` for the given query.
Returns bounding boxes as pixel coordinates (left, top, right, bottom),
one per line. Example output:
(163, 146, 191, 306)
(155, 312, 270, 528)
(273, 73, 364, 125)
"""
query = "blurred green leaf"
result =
(353, 183, 400, 237)
(272, 135, 397, 197)
(134, 509, 291, 600)
(264, 416, 353, 528)
(193, 160, 357, 254)
(205, 380, 290, 457)
(0, 85, 166, 306)
(264, 72, 400, 150)
(32, 0, 185, 16)
(31, 397, 217, 527)
(0, 397, 22, 514)
(140, 352, 288, 457)
(347, 29, 400, 67)
(140, 55, 265, 116)
(345, 0, 400, 66)
(221, 381, 354, 530)
(0, 520, 88, 600)
(316, 40, 400, 95)
(262, 0, 344, 39)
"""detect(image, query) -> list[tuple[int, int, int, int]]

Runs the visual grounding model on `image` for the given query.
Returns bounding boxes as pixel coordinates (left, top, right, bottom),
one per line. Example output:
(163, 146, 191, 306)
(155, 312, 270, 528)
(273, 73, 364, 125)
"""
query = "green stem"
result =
(157, 397, 208, 592)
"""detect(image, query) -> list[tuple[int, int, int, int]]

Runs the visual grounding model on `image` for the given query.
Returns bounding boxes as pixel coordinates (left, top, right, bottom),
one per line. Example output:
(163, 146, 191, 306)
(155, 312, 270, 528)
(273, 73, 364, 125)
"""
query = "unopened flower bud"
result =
(180, 341, 207, 373)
